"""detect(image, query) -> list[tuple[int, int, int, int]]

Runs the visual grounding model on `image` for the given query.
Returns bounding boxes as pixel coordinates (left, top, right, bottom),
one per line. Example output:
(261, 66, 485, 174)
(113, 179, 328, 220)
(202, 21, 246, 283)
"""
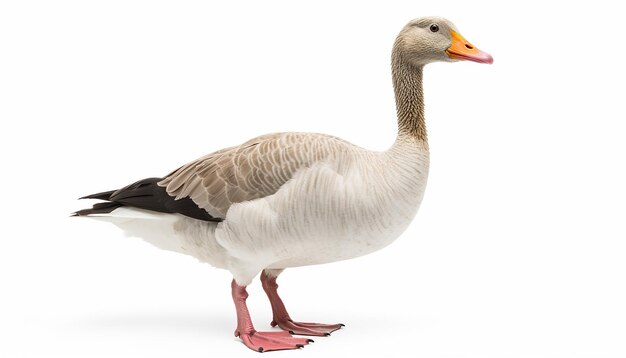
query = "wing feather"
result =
(158, 132, 349, 218)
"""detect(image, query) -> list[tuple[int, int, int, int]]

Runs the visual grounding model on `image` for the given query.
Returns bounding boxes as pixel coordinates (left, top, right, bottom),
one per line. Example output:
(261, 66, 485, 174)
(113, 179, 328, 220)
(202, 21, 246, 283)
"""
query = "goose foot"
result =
(236, 330, 313, 352)
(232, 280, 313, 352)
(261, 271, 345, 336)
(271, 319, 344, 336)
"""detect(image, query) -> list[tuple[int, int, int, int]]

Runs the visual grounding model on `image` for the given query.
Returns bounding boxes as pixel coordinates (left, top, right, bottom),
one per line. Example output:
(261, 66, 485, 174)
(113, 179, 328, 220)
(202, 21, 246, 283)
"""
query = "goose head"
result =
(394, 16, 493, 66)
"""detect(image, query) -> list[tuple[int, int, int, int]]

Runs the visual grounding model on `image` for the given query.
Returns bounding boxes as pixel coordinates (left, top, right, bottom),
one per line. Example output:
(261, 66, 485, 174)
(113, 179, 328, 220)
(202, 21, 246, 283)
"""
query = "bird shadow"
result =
(71, 311, 232, 337)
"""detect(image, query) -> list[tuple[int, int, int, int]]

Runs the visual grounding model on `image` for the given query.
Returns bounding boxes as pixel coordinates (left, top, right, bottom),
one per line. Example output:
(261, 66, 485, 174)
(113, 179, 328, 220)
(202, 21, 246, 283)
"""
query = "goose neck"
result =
(392, 47, 427, 144)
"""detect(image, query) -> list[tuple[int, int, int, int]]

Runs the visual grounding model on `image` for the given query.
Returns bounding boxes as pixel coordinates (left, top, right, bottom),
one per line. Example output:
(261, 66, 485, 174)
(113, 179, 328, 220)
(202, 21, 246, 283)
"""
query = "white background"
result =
(1, 1, 625, 357)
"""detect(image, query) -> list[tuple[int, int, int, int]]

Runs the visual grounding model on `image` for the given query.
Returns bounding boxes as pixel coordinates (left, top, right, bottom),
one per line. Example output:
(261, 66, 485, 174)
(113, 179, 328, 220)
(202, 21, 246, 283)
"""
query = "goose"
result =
(74, 16, 492, 352)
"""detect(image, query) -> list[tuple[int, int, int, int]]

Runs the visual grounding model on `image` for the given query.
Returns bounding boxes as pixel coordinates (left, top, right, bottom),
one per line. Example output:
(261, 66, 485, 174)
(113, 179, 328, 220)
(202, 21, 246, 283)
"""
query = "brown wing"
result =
(158, 132, 347, 218)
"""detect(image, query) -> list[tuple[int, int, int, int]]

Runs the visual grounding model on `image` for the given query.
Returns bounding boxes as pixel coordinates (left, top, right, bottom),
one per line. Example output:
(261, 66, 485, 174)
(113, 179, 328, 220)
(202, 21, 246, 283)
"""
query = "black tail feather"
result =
(72, 202, 122, 216)
(79, 190, 116, 200)
(74, 177, 221, 222)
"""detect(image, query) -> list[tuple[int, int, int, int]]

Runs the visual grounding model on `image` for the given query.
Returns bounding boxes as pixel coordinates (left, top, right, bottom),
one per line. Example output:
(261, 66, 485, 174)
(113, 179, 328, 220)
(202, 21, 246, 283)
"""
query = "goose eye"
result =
(429, 24, 439, 33)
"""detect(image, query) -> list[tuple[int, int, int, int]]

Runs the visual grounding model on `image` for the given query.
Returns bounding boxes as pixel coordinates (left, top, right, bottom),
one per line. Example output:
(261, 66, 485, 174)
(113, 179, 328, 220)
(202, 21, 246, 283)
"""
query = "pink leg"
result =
(231, 280, 313, 352)
(261, 271, 344, 336)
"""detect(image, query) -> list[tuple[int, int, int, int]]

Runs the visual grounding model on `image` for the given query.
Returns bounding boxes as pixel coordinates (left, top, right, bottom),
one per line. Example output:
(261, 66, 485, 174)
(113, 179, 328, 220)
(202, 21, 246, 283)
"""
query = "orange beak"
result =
(446, 30, 493, 64)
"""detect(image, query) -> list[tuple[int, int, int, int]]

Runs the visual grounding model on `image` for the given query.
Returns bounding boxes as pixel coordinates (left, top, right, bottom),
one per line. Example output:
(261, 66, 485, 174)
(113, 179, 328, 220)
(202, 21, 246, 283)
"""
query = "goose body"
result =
(75, 16, 492, 352)
(91, 133, 428, 281)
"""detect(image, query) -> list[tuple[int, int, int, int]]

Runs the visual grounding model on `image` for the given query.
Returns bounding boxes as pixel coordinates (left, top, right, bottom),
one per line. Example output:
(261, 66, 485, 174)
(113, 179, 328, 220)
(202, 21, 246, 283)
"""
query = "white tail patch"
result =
(84, 207, 185, 254)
